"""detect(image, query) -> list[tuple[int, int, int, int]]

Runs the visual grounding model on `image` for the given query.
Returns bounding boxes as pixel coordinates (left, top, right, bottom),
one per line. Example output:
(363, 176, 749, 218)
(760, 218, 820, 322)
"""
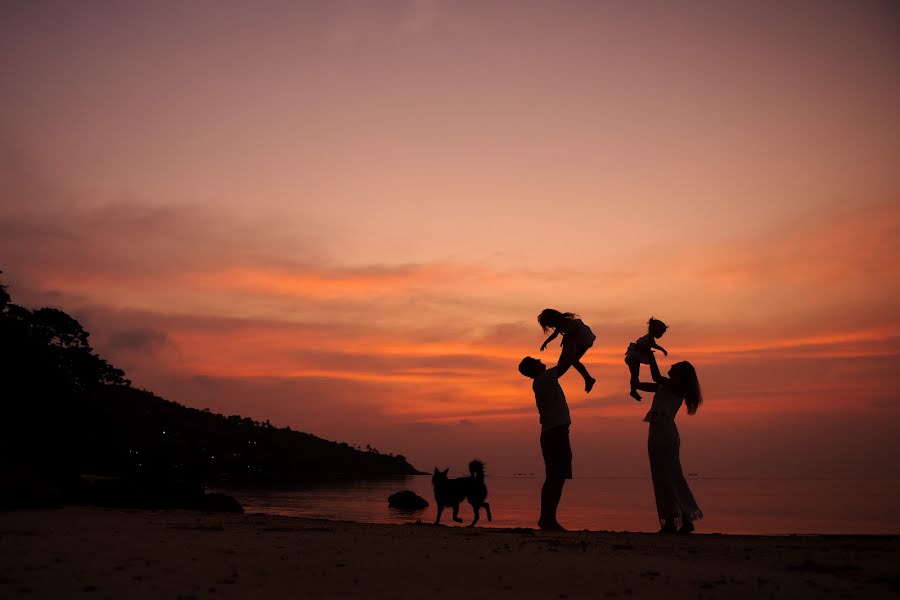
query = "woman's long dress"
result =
(644, 383, 702, 528)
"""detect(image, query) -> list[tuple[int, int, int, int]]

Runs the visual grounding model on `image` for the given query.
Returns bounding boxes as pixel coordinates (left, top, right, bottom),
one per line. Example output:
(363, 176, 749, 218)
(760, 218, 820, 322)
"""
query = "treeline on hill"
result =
(0, 274, 422, 495)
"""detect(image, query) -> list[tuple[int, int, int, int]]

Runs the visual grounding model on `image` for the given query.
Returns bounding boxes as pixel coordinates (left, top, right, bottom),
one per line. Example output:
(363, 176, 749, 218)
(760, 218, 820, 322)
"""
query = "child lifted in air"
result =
(625, 317, 668, 400)
(538, 308, 597, 392)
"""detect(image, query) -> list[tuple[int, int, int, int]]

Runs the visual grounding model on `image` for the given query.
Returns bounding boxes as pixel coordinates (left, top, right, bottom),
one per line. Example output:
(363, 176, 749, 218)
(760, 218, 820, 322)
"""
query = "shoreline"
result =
(234, 506, 900, 537)
(216, 476, 900, 536)
(2, 508, 899, 599)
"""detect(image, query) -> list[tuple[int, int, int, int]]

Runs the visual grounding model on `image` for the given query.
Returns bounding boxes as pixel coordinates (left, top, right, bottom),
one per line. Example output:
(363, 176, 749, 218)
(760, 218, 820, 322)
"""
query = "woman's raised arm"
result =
(648, 352, 664, 383)
(634, 380, 659, 393)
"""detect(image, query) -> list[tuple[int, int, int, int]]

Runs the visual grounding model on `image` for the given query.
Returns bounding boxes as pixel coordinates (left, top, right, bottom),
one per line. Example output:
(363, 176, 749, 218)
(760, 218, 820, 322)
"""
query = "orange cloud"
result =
(5, 192, 900, 477)
(190, 264, 517, 299)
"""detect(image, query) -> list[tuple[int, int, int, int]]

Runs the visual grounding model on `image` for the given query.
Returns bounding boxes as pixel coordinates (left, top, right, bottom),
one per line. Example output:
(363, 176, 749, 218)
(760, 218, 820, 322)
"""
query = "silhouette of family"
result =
(519, 309, 703, 533)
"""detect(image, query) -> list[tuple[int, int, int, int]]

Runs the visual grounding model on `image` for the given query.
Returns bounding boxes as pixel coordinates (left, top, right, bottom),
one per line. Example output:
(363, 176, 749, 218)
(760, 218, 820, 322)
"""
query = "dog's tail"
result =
(469, 460, 485, 479)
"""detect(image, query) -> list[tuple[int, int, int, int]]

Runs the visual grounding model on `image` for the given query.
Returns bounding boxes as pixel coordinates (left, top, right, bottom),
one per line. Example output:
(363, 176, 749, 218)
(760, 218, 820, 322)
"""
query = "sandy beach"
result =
(1, 508, 898, 599)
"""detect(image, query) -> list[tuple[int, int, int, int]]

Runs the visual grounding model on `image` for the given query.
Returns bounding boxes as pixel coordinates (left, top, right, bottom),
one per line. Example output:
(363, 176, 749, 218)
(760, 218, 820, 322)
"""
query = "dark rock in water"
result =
(198, 492, 243, 513)
(388, 490, 429, 510)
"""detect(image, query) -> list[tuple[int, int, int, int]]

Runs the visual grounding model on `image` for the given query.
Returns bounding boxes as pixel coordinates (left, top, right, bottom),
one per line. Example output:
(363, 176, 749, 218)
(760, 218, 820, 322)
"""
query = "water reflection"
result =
(215, 476, 900, 535)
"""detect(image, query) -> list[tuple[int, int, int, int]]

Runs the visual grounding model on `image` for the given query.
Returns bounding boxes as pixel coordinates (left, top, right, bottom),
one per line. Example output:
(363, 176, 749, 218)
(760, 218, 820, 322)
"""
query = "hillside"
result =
(0, 273, 422, 486)
(78, 385, 423, 482)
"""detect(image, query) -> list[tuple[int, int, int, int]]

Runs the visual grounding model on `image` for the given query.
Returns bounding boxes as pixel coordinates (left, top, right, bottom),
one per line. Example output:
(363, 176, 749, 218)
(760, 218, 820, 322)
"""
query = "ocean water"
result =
(219, 476, 900, 535)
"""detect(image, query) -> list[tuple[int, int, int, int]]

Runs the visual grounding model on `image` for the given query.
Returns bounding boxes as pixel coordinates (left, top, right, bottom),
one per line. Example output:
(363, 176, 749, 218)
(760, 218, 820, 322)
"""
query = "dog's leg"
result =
(434, 504, 444, 526)
(483, 502, 492, 522)
(468, 504, 480, 527)
(452, 504, 463, 523)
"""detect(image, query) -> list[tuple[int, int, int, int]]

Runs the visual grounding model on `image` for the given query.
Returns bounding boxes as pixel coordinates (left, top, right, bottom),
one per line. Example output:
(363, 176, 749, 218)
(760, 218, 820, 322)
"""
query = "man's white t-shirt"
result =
(533, 367, 571, 431)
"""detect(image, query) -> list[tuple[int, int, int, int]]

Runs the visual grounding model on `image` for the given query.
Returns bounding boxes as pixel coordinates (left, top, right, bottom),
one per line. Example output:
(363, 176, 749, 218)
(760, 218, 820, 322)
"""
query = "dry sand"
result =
(1, 507, 898, 599)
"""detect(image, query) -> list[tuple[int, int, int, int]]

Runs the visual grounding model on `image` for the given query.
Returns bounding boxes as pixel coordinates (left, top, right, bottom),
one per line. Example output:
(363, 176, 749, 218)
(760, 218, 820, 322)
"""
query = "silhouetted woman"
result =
(636, 353, 703, 533)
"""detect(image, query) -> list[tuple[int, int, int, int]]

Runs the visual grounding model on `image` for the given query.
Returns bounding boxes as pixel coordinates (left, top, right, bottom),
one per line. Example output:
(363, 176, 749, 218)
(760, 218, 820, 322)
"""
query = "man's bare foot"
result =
(630, 390, 642, 401)
(538, 519, 567, 531)
(585, 377, 596, 393)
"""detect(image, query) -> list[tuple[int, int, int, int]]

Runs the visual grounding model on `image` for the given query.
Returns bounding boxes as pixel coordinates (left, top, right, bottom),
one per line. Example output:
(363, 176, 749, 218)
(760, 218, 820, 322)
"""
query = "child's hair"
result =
(670, 361, 702, 415)
(648, 317, 668, 337)
(538, 308, 577, 334)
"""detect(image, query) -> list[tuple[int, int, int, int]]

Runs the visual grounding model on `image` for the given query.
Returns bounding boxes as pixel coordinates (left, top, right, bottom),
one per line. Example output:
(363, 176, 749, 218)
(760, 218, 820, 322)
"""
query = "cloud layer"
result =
(3, 192, 899, 477)
(3, 1, 899, 478)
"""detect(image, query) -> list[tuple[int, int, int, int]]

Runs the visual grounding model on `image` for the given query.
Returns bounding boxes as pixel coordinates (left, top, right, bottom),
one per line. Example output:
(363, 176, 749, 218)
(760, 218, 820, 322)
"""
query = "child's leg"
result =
(572, 360, 594, 391)
(628, 360, 642, 400)
(556, 343, 578, 378)
(628, 361, 640, 385)
(556, 348, 573, 378)
(571, 345, 596, 392)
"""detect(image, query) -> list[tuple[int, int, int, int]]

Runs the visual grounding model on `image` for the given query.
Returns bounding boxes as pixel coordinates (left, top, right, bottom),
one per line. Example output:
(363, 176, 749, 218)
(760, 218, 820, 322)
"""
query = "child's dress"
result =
(561, 318, 596, 351)
(625, 333, 655, 364)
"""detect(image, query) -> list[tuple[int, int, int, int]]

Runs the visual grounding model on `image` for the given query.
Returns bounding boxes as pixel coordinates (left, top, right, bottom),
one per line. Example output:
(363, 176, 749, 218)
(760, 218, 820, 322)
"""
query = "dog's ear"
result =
(433, 467, 440, 475)
(442, 468, 450, 476)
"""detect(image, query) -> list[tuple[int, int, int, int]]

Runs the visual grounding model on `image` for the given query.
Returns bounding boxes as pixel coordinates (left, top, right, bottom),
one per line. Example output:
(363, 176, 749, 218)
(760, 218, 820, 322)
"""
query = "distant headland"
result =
(0, 272, 423, 510)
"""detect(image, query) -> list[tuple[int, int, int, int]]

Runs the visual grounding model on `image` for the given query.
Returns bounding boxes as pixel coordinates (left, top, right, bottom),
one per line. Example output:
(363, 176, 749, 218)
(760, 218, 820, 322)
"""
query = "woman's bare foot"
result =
(585, 377, 596, 393)
(630, 389, 642, 401)
(657, 520, 677, 534)
(678, 520, 695, 534)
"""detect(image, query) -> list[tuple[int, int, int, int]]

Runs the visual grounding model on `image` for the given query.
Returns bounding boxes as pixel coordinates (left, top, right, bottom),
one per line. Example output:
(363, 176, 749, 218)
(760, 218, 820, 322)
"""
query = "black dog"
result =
(432, 460, 492, 527)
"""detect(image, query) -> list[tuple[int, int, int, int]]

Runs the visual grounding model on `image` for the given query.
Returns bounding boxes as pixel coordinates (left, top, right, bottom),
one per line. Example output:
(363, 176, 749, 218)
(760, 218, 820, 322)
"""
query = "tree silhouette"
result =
(0, 270, 421, 500)
(0, 276, 9, 309)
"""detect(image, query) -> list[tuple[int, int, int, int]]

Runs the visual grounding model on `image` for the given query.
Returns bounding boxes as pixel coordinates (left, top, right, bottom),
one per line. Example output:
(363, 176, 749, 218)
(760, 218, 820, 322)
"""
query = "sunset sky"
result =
(2, 1, 899, 479)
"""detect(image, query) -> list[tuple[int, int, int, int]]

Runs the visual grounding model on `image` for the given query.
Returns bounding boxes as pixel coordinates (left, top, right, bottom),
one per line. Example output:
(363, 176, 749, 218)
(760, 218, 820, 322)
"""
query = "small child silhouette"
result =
(538, 308, 597, 392)
(625, 317, 668, 400)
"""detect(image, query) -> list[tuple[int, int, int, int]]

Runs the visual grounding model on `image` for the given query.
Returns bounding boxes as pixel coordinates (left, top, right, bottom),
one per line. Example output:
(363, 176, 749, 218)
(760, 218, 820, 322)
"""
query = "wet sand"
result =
(1, 508, 898, 599)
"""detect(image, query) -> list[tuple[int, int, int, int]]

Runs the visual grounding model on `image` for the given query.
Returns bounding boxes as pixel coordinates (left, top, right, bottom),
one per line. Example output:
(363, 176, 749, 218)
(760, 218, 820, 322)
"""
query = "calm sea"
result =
(218, 476, 900, 535)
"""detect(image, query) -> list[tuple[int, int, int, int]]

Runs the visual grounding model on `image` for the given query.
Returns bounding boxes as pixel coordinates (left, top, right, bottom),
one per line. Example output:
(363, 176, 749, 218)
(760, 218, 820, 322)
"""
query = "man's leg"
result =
(539, 426, 571, 530)
(539, 475, 566, 530)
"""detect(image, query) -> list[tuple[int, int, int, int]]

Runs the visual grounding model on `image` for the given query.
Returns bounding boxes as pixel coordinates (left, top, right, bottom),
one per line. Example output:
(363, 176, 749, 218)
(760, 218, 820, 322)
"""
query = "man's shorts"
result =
(540, 425, 572, 480)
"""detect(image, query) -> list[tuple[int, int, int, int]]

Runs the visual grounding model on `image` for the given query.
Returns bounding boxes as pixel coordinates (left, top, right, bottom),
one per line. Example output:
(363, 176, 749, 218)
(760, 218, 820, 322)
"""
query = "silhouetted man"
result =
(518, 356, 571, 530)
